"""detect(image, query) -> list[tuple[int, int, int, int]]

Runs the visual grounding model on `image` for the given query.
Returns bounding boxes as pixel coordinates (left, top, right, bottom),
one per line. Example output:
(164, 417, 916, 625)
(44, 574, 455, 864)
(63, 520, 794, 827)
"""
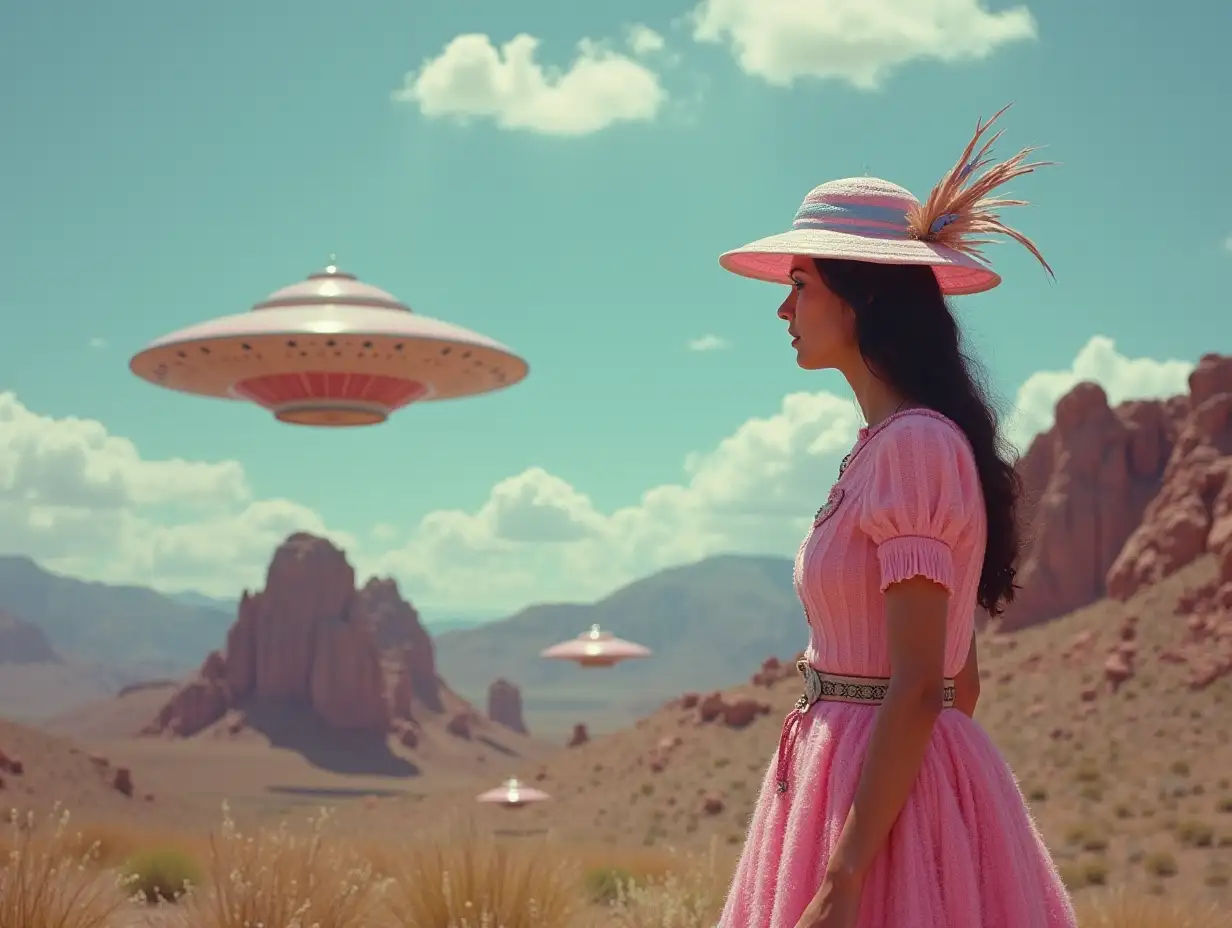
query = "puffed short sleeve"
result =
(858, 416, 978, 593)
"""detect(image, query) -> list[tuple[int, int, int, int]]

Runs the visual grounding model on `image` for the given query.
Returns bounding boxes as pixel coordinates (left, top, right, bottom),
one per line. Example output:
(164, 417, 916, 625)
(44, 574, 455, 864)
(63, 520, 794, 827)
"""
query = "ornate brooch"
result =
(813, 486, 845, 527)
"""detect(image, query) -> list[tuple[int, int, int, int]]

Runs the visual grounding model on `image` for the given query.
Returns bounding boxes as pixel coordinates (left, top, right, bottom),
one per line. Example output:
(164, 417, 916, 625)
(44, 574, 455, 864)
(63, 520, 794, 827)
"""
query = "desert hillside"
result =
(352, 558, 1230, 905)
(0, 715, 202, 829)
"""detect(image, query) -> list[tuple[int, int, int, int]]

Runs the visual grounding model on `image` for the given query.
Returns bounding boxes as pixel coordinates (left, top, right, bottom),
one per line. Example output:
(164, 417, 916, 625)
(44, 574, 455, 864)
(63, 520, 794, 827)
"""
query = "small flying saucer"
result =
(129, 261, 529, 427)
(540, 623, 652, 668)
(476, 777, 551, 809)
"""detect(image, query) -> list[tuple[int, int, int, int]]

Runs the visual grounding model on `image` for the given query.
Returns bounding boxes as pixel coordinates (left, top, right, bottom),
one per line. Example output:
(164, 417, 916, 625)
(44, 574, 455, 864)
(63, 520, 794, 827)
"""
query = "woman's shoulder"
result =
(860, 408, 978, 489)
(873, 408, 973, 458)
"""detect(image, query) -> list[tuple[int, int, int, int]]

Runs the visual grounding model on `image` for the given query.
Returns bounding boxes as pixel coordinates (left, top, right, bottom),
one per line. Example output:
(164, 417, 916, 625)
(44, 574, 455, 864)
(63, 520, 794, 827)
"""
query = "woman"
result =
(714, 106, 1077, 928)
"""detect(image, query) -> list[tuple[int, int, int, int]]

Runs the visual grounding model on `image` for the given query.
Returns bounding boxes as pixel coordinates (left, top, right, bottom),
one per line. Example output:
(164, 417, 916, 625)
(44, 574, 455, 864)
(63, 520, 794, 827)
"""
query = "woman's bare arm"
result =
(953, 630, 980, 718)
(820, 575, 948, 887)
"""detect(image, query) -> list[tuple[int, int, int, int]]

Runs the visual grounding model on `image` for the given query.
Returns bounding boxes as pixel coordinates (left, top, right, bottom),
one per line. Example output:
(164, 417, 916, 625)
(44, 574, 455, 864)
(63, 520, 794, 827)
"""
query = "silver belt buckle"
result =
(795, 659, 823, 711)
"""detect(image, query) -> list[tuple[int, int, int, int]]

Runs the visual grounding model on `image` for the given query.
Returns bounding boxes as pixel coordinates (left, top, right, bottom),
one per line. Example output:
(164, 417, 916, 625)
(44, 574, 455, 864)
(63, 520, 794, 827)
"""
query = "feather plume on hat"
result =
(907, 103, 1055, 279)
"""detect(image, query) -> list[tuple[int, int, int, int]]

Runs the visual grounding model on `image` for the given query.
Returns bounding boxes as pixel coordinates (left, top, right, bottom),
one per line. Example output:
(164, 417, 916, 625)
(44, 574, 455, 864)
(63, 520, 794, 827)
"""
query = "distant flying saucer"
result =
(476, 777, 550, 809)
(540, 623, 652, 668)
(129, 261, 529, 427)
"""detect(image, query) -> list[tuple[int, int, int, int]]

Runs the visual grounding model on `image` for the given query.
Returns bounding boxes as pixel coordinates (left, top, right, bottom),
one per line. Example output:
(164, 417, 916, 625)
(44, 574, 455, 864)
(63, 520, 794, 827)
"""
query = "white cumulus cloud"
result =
(0, 392, 354, 596)
(0, 336, 1206, 613)
(688, 334, 730, 351)
(1003, 336, 1194, 452)
(627, 24, 667, 56)
(392, 31, 666, 136)
(690, 0, 1037, 89)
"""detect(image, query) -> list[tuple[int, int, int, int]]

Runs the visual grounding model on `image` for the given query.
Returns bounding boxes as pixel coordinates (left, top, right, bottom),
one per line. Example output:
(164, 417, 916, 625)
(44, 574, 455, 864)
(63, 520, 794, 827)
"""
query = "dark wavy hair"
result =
(815, 257, 1021, 616)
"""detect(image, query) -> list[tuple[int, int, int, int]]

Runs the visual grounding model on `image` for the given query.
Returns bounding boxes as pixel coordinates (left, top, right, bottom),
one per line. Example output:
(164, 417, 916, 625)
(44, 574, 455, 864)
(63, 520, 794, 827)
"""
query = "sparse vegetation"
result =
(1073, 888, 1229, 927)
(123, 845, 202, 902)
(176, 803, 381, 928)
(0, 805, 129, 928)
(4, 803, 1232, 927)
(1143, 850, 1179, 878)
(380, 817, 584, 928)
(1176, 819, 1215, 849)
(586, 867, 639, 905)
(604, 842, 726, 928)
(1066, 821, 1110, 853)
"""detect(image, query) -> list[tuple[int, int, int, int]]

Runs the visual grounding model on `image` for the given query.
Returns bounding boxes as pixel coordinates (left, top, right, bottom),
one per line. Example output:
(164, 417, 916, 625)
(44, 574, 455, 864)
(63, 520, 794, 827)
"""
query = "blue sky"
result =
(0, 0, 1227, 617)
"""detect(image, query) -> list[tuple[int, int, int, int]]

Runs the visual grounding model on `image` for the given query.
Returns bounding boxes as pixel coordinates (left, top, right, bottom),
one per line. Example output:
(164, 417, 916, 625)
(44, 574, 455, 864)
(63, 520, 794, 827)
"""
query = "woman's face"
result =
(777, 257, 858, 371)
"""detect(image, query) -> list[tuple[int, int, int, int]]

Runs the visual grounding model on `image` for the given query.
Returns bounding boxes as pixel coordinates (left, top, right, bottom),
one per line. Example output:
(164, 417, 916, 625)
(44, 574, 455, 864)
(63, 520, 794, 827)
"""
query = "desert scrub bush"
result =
(1058, 858, 1108, 890)
(1078, 784, 1105, 803)
(1204, 861, 1229, 888)
(177, 803, 380, 928)
(1175, 819, 1214, 848)
(382, 817, 583, 928)
(1065, 822, 1110, 853)
(605, 841, 726, 928)
(1142, 850, 1178, 878)
(123, 846, 202, 903)
(0, 804, 129, 928)
(586, 866, 639, 905)
(1074, 759, 1103, 784)
(1073, 888, 1228, 926)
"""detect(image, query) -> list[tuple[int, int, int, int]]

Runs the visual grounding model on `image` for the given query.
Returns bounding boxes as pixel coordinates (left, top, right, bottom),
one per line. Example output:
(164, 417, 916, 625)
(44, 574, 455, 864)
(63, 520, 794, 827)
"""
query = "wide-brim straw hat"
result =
(720, 105, 1054, 296)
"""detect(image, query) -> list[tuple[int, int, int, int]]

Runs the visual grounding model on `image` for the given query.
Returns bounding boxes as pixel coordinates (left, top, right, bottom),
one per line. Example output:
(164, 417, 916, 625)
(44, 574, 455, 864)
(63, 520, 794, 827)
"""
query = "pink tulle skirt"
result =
(718, 704, 1077, 927)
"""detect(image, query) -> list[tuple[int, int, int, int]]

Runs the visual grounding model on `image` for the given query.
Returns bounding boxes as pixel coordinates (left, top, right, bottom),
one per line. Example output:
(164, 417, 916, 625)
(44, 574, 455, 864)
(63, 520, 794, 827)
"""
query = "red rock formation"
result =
(486, 678, 528, 734)
(1000, 383, 1182, 630)
(1107, 355, 1232, 599)
(359, 578, 442, 711)
(146, 533, 450, 739)
(112, 767, 134, 797)
(567, 723, 589, 747)
(446, 711, 473, 739)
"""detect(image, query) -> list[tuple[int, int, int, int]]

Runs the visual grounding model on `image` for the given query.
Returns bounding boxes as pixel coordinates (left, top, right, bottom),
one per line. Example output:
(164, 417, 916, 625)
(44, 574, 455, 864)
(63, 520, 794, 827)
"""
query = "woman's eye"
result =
(791, 279, 804, 290)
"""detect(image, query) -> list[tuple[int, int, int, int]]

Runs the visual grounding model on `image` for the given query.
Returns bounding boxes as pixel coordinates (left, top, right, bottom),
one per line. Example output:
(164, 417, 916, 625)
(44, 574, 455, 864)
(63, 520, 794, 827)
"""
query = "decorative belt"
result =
(775, 660, 956, 794)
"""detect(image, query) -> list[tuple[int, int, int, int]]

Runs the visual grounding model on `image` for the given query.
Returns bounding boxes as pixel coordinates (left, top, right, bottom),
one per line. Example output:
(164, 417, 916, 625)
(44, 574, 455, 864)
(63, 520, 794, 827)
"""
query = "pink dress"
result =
(719, 410, 1076, 928)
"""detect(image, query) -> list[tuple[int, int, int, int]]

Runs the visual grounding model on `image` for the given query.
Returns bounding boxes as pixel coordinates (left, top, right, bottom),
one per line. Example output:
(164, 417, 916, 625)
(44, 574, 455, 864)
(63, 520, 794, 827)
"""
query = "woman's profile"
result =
(714, 106, 1077, 928)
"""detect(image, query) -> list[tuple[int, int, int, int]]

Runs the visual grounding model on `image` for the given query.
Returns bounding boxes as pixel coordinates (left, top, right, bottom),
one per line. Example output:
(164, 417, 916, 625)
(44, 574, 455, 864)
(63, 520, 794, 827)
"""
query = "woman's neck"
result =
(843, 363, 908, 429)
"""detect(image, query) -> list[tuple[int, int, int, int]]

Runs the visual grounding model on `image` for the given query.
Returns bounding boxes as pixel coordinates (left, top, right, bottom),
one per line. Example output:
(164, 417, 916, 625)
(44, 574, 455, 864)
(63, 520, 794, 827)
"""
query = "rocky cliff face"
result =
(146, 533, 448, 738)
(1107, 354, 1232, 600)
(1003, 353, 1231, 630)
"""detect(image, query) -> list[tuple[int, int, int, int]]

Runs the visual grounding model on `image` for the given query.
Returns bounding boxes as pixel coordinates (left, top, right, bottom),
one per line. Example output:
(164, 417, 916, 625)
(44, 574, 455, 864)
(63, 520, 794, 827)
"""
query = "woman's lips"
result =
(790, 336, 800, 346)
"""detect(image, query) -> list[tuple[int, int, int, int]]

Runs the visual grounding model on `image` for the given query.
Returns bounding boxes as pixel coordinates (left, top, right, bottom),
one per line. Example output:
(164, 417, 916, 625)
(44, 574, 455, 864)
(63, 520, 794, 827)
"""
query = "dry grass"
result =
(171, 803, 382, 928)
(1073, 888, 1230, 927)
(602, 841, 727, 928)
(0, 804, 130, 928)
(5, 806, 1232, 927)
(377, 817, 585, 928)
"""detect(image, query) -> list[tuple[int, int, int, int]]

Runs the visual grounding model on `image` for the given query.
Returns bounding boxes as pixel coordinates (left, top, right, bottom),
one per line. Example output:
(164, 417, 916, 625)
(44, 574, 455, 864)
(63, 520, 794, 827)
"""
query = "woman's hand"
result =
(792, 869, 863, 928)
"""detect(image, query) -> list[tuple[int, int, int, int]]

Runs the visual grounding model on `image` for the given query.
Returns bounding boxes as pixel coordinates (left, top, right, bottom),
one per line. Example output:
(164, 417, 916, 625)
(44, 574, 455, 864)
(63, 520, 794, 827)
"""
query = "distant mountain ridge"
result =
(433, 553, 805, 725)
(0, 555, 233, 669)
(0, 549, 805, 735)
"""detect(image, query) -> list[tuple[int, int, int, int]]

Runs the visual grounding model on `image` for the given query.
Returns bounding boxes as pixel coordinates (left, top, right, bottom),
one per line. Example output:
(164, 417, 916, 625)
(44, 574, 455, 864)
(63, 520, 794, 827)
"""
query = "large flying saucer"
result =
(129, 261, 529, 427)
